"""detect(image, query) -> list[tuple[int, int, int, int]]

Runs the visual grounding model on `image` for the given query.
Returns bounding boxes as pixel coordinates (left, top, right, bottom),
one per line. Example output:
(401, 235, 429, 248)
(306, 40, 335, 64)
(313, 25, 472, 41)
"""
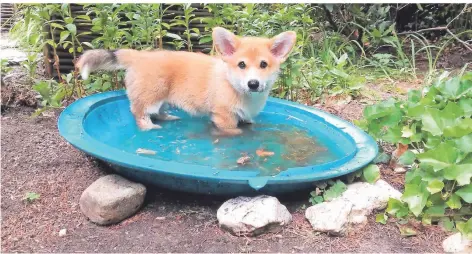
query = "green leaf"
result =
(382, 126, 402, 144)
(165, 32, 182, 40)
(398, 150, 416, 166)
(309, 195, 324, 205)
(401, 182, 429, 217)
(24, 192, 40, 203)
(446, 194, 462, 209)
(456, 134, 472, 153)
(50, 23, 64, 30)
(436, 76, 472, 100)
(199, 36, 213, 44)
(440, 217, 455, 232)
(82, 42, 94, 49)
(376, 213, 387, 224)
(456, 184, 472, 203)
(443, 118, 472, 138)
(329, 69, 349, 79)
(426, 180, 444, 194)
(102, 81, 112, 91)
(32, 81, 51, 100)
(424, 205, 445, 217)
(459, 98, 472, 117)
(364, 98, 401, 121)
(456, 218, 472, 239)
(444, 164, 472, 186)
(386, 198, 409, 217)
(421, 108, 447, 136)
(66, 23, 77, 35)
(59, 31, 70, 43)
(362, 164, 380, 183)
(76, 15, 91, 20)
(323, 180, 347, 201)
(417, 142, 459, 171)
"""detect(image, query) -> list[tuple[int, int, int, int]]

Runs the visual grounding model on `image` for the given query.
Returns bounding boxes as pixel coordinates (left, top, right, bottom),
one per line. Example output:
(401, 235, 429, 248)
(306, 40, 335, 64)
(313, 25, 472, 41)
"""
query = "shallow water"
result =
(84, 99, 354, 176)
(118, 113, 337, 176)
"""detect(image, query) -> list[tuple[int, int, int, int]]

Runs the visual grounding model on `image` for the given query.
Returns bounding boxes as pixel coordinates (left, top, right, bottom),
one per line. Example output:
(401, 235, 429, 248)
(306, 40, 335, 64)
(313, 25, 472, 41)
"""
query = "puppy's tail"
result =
(76, 49, 138, 79)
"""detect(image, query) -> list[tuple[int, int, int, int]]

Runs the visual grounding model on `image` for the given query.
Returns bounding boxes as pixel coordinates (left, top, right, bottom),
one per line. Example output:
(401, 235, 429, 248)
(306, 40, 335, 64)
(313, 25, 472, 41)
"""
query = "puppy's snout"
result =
(248, 80, 259, 90)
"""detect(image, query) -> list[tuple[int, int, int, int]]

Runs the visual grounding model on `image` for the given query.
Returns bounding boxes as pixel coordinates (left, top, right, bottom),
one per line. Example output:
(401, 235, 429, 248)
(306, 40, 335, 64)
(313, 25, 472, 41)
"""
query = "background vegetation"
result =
(2, 3, 471, 238)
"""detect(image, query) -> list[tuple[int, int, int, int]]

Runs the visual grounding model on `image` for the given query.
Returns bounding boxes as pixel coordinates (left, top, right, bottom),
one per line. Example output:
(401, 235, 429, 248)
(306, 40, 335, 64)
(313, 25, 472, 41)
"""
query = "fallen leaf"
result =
(136, 148, 157, 155)
(256, 149, 275, 157)
(237, 156, 251, 165)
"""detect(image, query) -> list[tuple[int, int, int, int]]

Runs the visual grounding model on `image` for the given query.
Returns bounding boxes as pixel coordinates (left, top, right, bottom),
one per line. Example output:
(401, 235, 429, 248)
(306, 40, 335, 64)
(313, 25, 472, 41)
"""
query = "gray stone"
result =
(443, 232, 472, 253)
(217, 195, 292, 236)
(305, 180, 401, 235)
(79, 174, 146, 225)
(305, 199, 352, 235)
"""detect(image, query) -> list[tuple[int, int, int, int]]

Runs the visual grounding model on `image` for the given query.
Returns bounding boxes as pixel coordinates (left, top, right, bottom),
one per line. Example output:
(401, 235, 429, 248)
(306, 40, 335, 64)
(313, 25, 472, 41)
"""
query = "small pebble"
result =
(59, 229, 67, 237)
(394, 167, 407, 173)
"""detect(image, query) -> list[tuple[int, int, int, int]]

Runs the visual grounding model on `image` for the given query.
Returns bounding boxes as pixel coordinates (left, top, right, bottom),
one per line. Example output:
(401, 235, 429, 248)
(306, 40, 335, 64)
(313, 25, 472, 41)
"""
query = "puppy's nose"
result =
(248, 80, 259, 90)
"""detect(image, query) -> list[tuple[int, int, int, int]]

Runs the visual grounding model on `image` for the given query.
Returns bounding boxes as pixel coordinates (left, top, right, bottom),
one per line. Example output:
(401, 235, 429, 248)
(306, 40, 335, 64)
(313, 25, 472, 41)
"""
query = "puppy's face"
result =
(212, 27, 297, 94)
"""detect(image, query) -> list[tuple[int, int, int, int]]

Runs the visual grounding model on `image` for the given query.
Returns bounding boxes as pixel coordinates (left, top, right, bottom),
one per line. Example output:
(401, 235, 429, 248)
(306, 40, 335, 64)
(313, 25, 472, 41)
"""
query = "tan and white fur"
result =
(76, 27, 296, 136)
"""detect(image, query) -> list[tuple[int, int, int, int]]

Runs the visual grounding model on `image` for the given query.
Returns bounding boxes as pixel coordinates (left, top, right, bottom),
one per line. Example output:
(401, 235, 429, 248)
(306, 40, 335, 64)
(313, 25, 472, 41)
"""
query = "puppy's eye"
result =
(260, 61, 268, 69)
(238, 61, 246, 69)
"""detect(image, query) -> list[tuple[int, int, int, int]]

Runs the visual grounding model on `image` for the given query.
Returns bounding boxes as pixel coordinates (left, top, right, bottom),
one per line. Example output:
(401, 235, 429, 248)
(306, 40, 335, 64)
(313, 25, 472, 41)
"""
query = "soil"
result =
(1, 106, 447, 253)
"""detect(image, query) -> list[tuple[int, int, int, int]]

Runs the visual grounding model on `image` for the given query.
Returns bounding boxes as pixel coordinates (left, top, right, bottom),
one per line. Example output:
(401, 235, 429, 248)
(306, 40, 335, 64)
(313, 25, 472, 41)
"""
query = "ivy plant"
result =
(357, 72, 472, 238)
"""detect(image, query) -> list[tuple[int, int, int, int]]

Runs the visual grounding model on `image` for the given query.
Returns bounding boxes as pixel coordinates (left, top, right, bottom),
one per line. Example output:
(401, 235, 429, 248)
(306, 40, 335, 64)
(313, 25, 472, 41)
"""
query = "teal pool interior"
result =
(83, 96, 357, 176)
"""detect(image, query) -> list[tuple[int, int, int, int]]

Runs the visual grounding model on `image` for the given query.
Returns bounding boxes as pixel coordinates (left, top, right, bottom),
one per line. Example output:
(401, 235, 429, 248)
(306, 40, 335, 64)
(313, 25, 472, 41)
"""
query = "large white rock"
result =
(217, 195, 292, 236)
(443, 232, 472, 253)
(79, 174, 146, 225)
(345, 179, 402, 224)
(305, 179, 401, 235)
(305, 199, 352, 235)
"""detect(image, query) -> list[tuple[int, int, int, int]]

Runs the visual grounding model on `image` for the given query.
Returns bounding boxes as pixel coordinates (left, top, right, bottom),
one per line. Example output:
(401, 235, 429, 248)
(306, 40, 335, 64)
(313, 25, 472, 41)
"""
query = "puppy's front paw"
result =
(212, 128, 243, 137)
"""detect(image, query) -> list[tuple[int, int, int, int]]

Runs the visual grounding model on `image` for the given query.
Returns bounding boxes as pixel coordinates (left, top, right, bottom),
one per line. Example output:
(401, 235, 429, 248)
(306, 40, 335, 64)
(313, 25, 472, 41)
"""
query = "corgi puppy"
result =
(76, 27, 296, 136)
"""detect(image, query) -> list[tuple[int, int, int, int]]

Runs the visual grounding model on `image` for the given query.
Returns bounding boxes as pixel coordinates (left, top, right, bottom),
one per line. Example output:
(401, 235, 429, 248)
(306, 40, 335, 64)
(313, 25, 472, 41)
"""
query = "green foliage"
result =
(362, 72, 472, 237)
(309, 179, 347, 205)
(1, 59, 12, 76)
(363, 164, 380, 183)
(23, 192, 40, 203)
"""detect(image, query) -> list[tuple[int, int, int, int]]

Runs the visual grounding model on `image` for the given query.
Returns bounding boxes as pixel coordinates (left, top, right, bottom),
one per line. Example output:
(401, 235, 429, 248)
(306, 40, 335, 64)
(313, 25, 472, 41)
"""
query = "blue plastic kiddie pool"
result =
(58, 90, 377, 196)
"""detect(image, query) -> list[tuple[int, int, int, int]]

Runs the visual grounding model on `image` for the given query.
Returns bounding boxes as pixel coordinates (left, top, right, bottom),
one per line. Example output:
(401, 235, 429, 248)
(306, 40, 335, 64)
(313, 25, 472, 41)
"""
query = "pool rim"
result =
(58, 90, 378, 190)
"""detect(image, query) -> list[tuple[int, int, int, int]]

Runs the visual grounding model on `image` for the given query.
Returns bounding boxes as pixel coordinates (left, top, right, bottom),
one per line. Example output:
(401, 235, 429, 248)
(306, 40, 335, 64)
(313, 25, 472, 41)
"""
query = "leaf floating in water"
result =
(237, 156, 251, 165)
(256, 149, 275, 157)
(136, 148, 157, 155)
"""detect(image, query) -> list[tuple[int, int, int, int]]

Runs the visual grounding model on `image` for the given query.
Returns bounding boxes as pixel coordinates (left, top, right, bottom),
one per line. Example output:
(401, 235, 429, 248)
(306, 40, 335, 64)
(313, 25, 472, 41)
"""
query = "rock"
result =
(217, 195, 292, 236)
(305, 199, 352, 235)
(305, 180, 401, 235)
(394, 167, 407, 173)
(345, 180, 402, 224)
(79, 174, 146, 225)
(58, 229, 67, 237)
(443, 232, 472, 253)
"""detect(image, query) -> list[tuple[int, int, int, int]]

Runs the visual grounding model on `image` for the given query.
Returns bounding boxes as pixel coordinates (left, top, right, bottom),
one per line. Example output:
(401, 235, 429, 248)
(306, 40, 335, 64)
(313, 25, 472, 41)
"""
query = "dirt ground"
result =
(1, 104, 448, 253)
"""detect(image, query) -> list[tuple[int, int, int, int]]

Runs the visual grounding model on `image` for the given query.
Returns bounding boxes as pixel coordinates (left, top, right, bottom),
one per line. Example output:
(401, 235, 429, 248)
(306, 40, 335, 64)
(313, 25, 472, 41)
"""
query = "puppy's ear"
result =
(212, 27, 239, 56)
(270, 31, 297, 62)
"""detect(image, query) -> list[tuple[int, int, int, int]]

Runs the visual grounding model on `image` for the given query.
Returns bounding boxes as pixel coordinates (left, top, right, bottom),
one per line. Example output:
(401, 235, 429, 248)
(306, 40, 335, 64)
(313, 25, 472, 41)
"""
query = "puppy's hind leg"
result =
(131, 101, 162, 131)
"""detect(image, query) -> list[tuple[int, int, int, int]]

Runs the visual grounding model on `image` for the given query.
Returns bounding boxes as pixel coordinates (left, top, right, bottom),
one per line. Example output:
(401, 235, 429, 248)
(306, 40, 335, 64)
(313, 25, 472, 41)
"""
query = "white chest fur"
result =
(235, 91, 270, 122)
